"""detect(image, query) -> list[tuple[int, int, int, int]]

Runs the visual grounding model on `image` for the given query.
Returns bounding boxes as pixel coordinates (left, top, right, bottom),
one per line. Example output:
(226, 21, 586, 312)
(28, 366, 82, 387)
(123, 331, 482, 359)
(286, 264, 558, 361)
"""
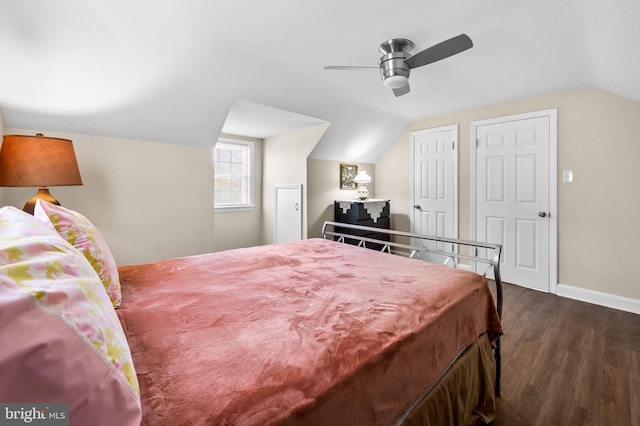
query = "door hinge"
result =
(476, 139, 480, 148)
(452, 141, 455, 150)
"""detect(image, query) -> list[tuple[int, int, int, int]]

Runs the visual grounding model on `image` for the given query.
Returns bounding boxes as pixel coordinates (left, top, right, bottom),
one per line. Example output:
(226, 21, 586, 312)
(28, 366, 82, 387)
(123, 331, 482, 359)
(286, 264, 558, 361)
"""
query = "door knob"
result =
(538, 212, 547, 217)
(414, 205, 422, 210)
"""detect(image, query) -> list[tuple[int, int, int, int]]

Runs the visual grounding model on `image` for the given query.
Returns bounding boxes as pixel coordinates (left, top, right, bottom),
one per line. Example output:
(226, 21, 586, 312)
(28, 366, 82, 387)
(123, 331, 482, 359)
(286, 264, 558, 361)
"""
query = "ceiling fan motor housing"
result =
(378, 39, 413, 88)
(379, 52, 411, 86)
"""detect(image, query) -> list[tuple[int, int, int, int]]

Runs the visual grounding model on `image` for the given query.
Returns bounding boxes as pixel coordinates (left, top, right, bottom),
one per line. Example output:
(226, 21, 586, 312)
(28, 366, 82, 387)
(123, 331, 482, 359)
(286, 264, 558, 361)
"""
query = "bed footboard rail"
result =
(322, 221, 502, 293)
(322, 220, 504, 396)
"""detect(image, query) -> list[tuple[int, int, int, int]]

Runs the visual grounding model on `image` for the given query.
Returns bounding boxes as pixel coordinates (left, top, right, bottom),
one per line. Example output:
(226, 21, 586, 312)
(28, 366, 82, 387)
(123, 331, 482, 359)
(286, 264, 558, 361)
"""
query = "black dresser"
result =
(333, 199, 390, 250)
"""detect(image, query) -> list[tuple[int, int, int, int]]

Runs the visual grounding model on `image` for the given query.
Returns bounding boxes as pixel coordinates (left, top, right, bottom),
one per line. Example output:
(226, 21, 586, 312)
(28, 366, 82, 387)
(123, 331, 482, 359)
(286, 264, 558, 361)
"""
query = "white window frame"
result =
(214, 138, 254, 212)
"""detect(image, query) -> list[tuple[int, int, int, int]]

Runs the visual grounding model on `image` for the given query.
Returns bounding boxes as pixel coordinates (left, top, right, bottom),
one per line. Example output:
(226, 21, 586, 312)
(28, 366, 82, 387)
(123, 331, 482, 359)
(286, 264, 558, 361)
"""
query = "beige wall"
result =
(213, 133, 264, 252)
(262, 123, 330, 244)
(307, 159, 376, 239)
(376, 87, 640, 300)
(0, 128, 216, 266)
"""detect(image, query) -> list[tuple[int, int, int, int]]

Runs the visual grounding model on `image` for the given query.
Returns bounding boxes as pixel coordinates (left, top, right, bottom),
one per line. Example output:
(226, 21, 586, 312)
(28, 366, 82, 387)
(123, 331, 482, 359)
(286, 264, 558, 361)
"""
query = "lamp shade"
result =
(0, 134, 83, 187)
(353, 170, 372, 184)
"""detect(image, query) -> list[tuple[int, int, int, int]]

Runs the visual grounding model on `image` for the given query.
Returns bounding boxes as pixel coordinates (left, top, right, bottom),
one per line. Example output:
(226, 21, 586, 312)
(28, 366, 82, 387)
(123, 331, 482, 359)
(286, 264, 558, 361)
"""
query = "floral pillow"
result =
(34, 199, 122, 307)
(0, 206, 141, 425)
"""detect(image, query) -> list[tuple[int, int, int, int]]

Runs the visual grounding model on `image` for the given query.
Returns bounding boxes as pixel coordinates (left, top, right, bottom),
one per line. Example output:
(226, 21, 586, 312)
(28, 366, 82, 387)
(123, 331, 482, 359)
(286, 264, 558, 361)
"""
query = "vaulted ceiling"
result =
(1, 0, 639, 163)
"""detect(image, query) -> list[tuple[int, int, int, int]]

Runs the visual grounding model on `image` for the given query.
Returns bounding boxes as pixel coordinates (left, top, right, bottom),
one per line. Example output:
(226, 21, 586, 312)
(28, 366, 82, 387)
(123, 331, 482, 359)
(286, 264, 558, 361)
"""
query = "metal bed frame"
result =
(321, 221, 504, 396)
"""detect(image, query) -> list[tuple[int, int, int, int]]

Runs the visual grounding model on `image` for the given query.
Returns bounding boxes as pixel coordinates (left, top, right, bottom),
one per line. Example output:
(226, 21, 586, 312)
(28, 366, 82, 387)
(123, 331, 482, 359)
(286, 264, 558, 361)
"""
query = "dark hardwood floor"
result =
(492, 283, 640, 426)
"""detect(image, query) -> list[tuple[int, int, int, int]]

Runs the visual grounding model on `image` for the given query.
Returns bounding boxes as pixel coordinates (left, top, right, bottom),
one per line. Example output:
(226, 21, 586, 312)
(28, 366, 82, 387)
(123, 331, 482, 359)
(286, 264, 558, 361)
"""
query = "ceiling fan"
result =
(325, 34, 473, 97)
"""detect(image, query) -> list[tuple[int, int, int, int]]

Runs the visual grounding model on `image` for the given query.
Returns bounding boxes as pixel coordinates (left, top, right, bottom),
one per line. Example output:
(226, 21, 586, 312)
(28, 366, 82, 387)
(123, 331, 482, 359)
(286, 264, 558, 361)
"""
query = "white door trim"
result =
(470, 109, 558, 293)
(410, 124, 459, 238)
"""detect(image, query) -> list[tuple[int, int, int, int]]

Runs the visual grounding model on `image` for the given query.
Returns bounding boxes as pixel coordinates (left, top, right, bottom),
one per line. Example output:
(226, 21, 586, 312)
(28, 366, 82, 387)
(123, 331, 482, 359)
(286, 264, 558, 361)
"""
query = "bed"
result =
(116, 223, 503, 425)
(0, 204, 503, 426)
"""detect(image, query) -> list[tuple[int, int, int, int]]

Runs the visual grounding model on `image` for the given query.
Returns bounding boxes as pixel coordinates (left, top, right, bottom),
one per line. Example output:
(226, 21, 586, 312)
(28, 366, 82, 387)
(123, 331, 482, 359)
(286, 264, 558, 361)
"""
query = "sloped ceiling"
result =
(1, 0, 639, 163)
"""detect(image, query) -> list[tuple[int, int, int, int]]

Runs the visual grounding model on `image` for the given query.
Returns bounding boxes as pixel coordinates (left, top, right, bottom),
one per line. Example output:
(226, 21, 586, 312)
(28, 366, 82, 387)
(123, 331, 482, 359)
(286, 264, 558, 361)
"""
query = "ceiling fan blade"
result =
(404, 34, 473, 69)
(393, 82, 410, 97)
(324, 66, 379, 70)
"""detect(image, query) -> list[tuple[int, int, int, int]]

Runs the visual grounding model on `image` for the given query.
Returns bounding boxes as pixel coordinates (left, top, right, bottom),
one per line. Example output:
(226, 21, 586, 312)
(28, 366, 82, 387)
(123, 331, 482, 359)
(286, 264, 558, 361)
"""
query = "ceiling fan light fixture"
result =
(383, 75, 408, 89)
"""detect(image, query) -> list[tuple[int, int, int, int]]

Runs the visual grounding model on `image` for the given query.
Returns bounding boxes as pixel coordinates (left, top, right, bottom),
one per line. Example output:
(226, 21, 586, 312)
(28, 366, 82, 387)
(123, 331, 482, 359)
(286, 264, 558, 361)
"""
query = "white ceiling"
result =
(221, 99, 328, 139)
(1, 0, 639, 163)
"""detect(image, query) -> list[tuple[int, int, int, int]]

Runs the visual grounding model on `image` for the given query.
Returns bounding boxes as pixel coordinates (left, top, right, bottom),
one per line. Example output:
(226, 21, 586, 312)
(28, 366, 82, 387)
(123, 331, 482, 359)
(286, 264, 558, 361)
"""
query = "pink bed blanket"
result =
(116, 238, 502, 425)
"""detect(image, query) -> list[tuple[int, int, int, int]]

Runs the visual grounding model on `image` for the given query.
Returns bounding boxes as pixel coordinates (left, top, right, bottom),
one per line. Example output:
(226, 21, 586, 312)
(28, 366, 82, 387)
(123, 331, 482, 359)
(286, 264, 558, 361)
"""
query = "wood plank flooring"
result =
(492, 283, 640, 426)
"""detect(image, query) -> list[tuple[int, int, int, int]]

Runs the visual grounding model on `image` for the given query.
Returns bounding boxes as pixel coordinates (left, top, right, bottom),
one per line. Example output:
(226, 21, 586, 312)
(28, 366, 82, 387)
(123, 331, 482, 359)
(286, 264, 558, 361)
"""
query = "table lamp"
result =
(354, 170, 372, 200)
(0, 133, 83, 214)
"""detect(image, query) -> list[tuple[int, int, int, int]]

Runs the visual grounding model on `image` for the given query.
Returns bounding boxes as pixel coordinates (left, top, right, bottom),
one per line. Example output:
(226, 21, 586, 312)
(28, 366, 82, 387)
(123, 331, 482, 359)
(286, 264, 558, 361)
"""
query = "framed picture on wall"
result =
(340, 163, 358, 190)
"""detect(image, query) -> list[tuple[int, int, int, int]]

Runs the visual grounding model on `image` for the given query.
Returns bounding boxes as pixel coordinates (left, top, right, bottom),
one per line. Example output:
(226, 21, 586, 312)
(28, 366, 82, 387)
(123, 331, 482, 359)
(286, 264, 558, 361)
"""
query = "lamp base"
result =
(23, 187, 61, 215)
(356, 186, 369, 200)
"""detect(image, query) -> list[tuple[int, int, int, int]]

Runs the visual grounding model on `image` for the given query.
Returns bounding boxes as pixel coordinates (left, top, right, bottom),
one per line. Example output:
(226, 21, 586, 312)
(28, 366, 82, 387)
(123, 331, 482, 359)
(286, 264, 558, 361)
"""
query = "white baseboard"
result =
(556, 283, 640, 315)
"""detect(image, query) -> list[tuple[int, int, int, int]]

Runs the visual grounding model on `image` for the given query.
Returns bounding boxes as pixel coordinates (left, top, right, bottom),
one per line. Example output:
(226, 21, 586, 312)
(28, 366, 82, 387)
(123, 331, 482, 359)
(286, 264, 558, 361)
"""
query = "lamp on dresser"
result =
(0, 133, 83, 214)
(353, 170, 372, 200)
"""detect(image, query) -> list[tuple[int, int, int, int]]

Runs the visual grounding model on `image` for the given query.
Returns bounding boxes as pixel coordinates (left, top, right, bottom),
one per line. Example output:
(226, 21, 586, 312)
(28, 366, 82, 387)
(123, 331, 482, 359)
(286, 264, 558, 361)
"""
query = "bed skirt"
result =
(397, 333, 497, 426)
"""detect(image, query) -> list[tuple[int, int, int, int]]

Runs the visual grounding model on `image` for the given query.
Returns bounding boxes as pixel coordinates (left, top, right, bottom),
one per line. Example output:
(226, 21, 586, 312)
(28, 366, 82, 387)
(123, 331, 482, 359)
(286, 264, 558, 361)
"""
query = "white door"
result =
(473, 110, 556, 292)
(411, 125, 458, 263)
(275, 184, 302, 243)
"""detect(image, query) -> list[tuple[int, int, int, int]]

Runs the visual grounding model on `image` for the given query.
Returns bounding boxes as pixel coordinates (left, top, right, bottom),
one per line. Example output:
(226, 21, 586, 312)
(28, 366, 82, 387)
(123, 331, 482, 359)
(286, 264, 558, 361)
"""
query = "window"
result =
(214, 139, 254, 210)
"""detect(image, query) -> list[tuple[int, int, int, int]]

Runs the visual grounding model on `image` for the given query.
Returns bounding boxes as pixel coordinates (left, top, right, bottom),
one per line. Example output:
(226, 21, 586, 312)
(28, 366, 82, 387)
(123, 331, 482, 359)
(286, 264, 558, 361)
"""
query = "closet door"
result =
(410, 125, 458, 263)
(275, 184, 302, 243)
(473, 110, 556, 292)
